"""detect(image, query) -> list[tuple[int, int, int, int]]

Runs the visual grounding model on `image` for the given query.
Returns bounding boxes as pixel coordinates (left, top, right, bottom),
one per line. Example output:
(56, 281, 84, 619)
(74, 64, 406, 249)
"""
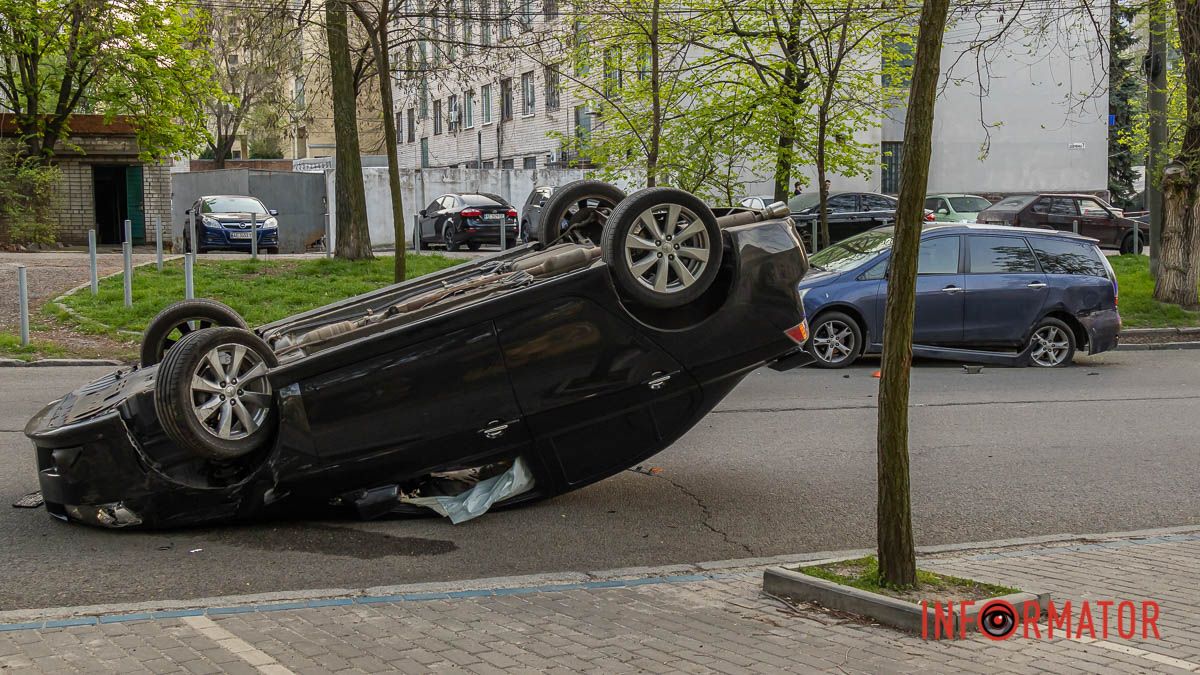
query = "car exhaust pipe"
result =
(715, 201, 790, 229)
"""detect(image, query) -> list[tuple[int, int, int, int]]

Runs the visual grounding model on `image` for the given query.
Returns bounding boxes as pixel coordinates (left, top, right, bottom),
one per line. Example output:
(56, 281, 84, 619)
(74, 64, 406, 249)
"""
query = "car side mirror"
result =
(419, 209, 426, 217)
(269, 209, 278, 216)
(184, 208, 192, 215)
(938, 208, 949, 215)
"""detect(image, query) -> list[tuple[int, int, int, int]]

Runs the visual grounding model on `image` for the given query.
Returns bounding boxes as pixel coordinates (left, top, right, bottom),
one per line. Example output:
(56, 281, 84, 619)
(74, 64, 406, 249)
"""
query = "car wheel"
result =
(538, 179, 626, 246)
(154, 326, 278, 460)
(1026, 317, 1075, 368)
(443, 227, 460, 252)
(600, 187, 724, 309)
(520, 221, 531, 243)
(1119, 232, 1146, 254)
(806, 312, 862, 369)
(467, 241, 481, 251)
(140, 299, 248, 366)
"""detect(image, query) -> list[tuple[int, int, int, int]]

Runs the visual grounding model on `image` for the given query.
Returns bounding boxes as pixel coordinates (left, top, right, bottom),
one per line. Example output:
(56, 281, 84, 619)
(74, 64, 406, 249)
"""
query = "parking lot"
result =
(2, 350, 1198, 611)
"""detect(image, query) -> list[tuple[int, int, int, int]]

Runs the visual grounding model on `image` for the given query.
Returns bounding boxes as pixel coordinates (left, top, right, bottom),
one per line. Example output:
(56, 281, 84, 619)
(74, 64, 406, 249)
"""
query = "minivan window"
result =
(968, 235, 1039, 274)
(808, 228, 893, 272)
(918, 236, 959, 274)
(1029, 237, 1108, 277)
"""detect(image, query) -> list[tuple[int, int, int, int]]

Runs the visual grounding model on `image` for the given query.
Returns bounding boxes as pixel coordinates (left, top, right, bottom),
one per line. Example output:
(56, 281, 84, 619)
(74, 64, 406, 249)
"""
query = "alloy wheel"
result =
(189, 343, 273, 440)
(1030, 325, 1070, 367)
(622, 204, 712, 295)
(812, 320, 856, 364)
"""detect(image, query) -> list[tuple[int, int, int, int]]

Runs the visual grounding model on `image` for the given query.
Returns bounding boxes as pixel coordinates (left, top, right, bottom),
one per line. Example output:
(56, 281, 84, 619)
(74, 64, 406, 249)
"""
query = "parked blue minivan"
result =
(798, 224, 1121, 368)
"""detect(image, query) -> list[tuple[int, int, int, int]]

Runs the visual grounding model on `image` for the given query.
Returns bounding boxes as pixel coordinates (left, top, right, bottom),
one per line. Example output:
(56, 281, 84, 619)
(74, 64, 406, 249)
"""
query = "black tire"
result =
(520, 221, 531, 244)
(140, 299, 248, 366)
(538, 179, 626, 246)
(154, 327, 278, 460)
(1026, 317, 1075, 368)
(806, 311, 863, 369)
(467, 241, 482, 251)
(600, 187, 724, 309)
(443, 226, 460, 252)
(1119, 231, 1146, 255)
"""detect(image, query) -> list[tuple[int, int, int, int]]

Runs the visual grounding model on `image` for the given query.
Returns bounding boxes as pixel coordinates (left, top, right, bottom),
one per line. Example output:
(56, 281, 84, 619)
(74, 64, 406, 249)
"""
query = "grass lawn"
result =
(797, 556, 1018, 602)
(0, 331, 68, 361)
(1110, 254, 1200, 328)
(53, 255, 465, 337)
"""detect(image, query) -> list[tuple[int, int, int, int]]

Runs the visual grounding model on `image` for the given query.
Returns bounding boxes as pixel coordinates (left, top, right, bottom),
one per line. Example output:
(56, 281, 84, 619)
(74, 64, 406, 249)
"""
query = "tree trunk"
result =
(1153, 0, 1200, 308)
(647, 0, 661, 188)
(816, 116, 829, 250)
(375, 0, 406, 280)
(326, 0, 374, 260)
(875, 0, 951, 589)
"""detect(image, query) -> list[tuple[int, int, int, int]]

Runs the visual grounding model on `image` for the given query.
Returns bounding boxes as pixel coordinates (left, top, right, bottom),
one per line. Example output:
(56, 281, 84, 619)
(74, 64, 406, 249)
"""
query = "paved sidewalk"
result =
(1, 527, 1197, 674)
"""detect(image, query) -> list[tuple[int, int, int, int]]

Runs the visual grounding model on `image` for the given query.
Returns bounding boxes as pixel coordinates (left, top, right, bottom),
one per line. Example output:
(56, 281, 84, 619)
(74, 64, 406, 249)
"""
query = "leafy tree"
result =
(0, 0, 215, 161)
(326, 0, 374, 259)
(1108, 0, 1142, 209)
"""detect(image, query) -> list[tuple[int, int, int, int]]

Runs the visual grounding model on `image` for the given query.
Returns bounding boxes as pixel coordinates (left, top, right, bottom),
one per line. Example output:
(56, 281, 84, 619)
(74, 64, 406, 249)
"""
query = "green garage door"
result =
(124, 165, 146, 244)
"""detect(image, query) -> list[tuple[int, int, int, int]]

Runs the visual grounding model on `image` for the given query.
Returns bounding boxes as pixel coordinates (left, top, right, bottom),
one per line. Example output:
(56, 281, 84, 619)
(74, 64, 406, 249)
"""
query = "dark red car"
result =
(976, 194, 1148, 254)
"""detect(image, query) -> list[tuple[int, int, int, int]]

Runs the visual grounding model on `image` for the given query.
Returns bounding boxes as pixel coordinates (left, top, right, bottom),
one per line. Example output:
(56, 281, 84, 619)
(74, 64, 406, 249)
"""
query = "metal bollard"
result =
(123, 220, 133, 308)
(184, 253, 194, 300)
(1072, 219, 1079, 235)
(1131, 219, 1141, 255)
(251, 213, 258, 260)
(413, 214, 421, 252)
(155, 217, 163, 271)
(16, 265, 29, 347)
(324, 210, 332, 258)
(189, 210, 198, 264)
(88, 230, 98, 295)
(810, 219, 819, 253)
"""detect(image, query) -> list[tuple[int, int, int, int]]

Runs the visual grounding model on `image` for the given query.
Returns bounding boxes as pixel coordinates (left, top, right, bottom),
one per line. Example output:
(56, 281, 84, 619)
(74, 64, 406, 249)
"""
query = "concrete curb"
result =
(0, 358, 122, 367)
(0, 523, 1196, 626)
(1122, 327, 1200, 337)
(1116, 341, 1200, 351)
(762, 565, 1049, 634)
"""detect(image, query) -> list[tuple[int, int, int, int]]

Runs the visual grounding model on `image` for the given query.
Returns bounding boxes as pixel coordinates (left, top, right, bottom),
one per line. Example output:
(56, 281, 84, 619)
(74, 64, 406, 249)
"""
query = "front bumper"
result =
(201, 228, 279, 250)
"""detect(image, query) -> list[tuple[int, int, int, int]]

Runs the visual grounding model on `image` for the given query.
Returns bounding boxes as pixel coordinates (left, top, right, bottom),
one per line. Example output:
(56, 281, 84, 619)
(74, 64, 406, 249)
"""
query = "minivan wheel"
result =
(1027, 317, 1075, 367)
(538, 179, 626, 246)
(807, 312, 862, 368)
(140, 299, 248, 366)
(1119, 231, 1146, 255)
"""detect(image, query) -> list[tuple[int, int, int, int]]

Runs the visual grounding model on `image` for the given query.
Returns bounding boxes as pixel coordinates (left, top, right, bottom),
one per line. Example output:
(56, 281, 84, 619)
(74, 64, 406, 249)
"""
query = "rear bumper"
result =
(451, 224, 520, 244)
(1081, 308, 1121, 355)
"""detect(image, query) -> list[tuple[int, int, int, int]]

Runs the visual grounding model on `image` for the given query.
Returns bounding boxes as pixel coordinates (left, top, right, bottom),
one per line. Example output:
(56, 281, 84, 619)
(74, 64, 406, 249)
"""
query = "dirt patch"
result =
(795, 557, 1018, 605)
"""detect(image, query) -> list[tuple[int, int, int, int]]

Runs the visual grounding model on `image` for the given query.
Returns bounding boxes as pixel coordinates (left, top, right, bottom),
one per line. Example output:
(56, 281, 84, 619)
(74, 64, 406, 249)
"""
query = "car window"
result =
(1029, 237, 1109, 277)
(968, 235, 1039, 274)
(1077, 198, 1111, 218)
(1031, 198, 1053, 215)
(827, 194, 858, 213)
(440, 196, 458, 210)
(1050, 198, 1077, 216)
(918, 236, 960, 275)
(948, 196, 991, 213)
(425, 199, 441, 214)
(202, 197, 267, 214)
(808, 228, 893, 272)
(862, 194, 896, 211)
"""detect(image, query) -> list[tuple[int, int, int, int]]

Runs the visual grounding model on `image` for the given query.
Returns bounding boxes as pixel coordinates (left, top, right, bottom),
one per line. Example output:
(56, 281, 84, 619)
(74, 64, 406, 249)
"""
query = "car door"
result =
(1036, 197, 1080, 233)
(861, 194, 897, 226)
(962, 235, 1049, 346)
(826, 193, 862, 242)
(419, 198, 443, 242)
(298, 322, 531, 486)
(1075, 197, 1120, 246)
(494, 296, 700, 488)
(911, 235, 966, 345)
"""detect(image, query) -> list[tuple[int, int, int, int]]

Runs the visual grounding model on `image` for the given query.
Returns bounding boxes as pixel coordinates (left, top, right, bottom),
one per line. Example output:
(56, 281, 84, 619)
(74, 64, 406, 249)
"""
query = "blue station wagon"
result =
(797, 224, 1121, 368)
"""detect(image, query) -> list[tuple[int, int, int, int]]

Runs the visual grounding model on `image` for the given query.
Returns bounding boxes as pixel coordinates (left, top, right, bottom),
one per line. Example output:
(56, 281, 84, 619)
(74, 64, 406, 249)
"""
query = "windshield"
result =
(948, 196, 992, 213)
(808, 228, 894, 272)
(788, 193, 822, 212)
(985, 195, 1036, 212)
(203, 197, 268, 214)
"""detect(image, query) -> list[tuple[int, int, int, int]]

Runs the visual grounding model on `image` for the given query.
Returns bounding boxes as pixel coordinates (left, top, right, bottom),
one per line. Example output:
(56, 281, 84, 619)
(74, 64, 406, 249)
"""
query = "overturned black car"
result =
(25, 183, 812, 528)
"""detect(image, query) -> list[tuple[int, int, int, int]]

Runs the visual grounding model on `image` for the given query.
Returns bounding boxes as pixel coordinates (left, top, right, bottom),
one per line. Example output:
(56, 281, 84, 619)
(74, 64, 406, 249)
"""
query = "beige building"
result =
(0, 116, 171, 247)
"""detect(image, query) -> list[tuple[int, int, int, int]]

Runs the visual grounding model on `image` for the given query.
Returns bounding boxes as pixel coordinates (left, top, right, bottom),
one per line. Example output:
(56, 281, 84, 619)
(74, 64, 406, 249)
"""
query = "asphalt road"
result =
(2, 351, 1198, 611)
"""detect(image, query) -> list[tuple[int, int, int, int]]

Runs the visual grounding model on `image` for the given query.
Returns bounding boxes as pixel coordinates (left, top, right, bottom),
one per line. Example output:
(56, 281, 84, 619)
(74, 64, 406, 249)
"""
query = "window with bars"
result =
(544, 66, 560, 110)
(500, 77, 513, 120)
(433, 99, 443, 134)
(407, 108, 415, 142)
(521, 71, 535, 115)
(881, 141, 903, 194)
(482, 84, 493, 123)
(499, 0, 511, 39)
(480, 0, 492, 45)
(462, 0, 473, 53)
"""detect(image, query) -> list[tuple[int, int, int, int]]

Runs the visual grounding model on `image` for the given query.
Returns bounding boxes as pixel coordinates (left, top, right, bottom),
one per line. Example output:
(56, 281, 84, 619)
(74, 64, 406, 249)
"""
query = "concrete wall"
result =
(324, 167, 587, 249)
(171, 169, 326, 253)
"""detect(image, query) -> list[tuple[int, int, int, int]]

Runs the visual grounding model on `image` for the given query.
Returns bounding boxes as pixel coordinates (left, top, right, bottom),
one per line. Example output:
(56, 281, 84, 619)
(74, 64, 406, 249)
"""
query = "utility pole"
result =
(1146, 0, 1167, 274)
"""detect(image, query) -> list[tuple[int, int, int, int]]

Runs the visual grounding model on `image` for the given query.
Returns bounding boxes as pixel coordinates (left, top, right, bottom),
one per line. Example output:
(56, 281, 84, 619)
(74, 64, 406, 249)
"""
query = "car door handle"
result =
(480, 421, 510, 439)
(941, 285, 963, 294)
(1027, 282, 1047, 289)
(646, 373, 672, 390)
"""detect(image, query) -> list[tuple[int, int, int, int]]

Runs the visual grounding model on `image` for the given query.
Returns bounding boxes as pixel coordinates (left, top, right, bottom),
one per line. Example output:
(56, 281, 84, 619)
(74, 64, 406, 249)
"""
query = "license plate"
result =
(229, 231, 253, 239)
(483, 213, 502, 221)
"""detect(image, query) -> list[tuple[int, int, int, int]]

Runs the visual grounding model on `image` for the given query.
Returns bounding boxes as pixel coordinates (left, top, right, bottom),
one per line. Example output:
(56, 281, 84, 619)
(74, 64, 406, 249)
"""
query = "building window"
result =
(407, 108, 416, 142)
(603, 47, 622, 98)
(481, 83, 493, 123)
(521, 71, 535, 115)
(432, 15, 441, 65)
(501, 158, 514, 169)
(405, 46, 416, 76)
(544, 66, 560, 110)
(448, 94, 459, 131)
(447, 13, 457, 60)
(419, 78, 429, 118)
(500, 77, 513, 121)
(519, 0, 533, 30)
(480, 0, 492, 46)
(462, 0, 473, 53)
(543, 0, 556, 19)
(433, 99, 443, 134)
(464, 90, 475, 127)
(883, 32, 914, 89)
(420, 138, 430, 168)
(574, 105, 592, 142)
(881, 141, 903, 194)
(499, 0, 511, 39)
(523, 156, 536, 169)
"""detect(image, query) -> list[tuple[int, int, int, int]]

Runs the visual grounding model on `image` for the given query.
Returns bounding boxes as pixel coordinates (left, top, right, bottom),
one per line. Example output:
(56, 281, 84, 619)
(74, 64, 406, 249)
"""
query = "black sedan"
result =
(183, 195, 280, 254)
(788, 191, 935, 249)
(25, 183, 812, 529)
(415, 193, 519, 251)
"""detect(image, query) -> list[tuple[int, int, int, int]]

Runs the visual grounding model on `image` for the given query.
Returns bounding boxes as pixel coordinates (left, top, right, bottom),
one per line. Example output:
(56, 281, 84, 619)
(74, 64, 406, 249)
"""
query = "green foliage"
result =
(1118, 1, 1184, 186)
(798, 556, 1019, 594)
(0, 147, 60, 245)
(55, 255, 466, 336)
(1109, 2, 1144, 208)
(248, 136, 285, 159)
(1110, 254, 1200, 327)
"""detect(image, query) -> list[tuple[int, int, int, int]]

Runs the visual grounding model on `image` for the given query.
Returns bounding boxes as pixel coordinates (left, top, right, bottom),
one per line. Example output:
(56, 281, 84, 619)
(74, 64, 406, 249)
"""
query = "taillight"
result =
(924, 211, 936, 221)
(461, 208, 482, 218)
(506, 208, 518, 218)
(785, 321, 810, 344)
